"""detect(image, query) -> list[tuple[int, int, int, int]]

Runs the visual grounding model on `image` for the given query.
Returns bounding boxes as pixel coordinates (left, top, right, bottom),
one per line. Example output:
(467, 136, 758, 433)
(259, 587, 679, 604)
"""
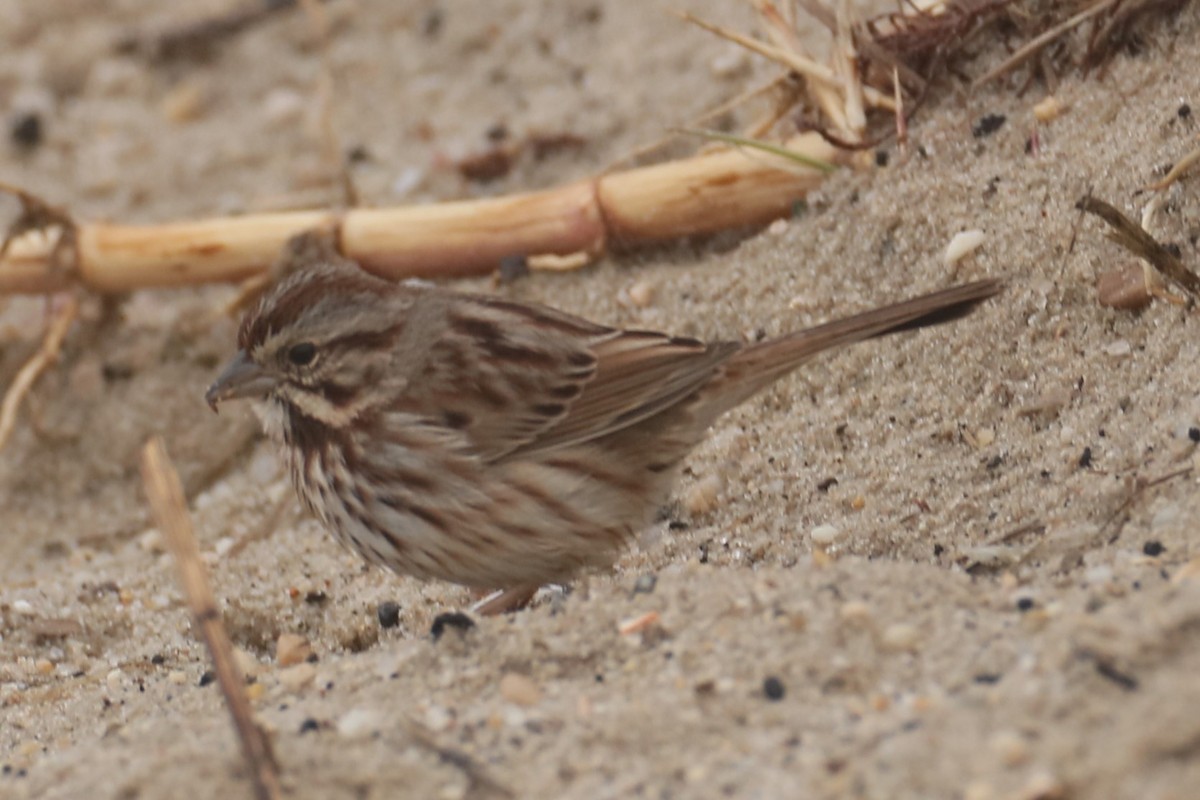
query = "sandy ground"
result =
(3, 1, 1200, 798)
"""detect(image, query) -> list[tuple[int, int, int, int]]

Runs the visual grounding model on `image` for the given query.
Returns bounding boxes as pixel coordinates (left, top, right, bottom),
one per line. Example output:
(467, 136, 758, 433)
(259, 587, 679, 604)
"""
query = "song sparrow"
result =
(206, 262, 999, 613)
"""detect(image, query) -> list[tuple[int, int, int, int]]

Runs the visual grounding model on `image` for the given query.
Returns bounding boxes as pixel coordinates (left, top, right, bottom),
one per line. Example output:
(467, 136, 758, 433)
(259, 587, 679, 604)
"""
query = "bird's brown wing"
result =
(506, 331, 739, 458)
(405, 292, 737, 462)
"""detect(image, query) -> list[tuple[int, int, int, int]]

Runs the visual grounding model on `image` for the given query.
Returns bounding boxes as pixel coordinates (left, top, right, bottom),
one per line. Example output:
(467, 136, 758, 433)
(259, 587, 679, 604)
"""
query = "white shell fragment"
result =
(810, 524, 842, 546)
(944, 229, 987, 266)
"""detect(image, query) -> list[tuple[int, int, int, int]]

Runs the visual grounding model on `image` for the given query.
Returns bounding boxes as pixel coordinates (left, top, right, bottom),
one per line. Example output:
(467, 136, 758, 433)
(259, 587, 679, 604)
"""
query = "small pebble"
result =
(626, 279, 656, 308)
(972, 113, 1006, 138)
(990, 729, 1030, 766)
(275, 633, 313, 667)
(839, 601, 872, 625)
(391, 165, 426, 198)
(683, 474, 724, 515)
(944, 230, 986, 266)
(161, 80, 207, 124)
(880, 623, 921, 652)
(1032, 96, 1064, 123)
(10, 112, 42, 148)
(1016, 597, 1035, 612)
(168, 670, 188, 685)
(233, 648, 262, 678)
(198, 670, 216, 687)
(299, 718, 320, 734)
(376, 601, 402, 629)
(337, 708, 383, 739)
(262, 87, 305, 127)
(137, 528, 165, 553)
(1102, 339, 1132, 358)
(499, 672, 542, 707)
(12, 600, 35, 615)
(279, 662, 317, 692)
(1189, 427, 1200, 443)
(632, 574, 657, 595)
(767, 218, 789, 236)
(809, 524, 842, 546)
(1142, 540, 1165, 557)
(762, 676, 786, 701)
(106, 669, 124, 690)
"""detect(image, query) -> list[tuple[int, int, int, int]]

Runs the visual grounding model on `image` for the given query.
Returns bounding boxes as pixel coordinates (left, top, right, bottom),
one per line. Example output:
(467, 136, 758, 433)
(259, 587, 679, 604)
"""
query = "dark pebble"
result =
(299, 718, 321, 734)
(632, 574, 657, 595)
(874, 149, 889, 167)
(376, 601, 402, 629)
(304, 590, 328, 605)
(1179, 103, 1192, 120)
(198, 670, 216, 687)
(1078, 447, 1093, 469)
(1188, 427, 1199, 443)
(10, 112, 42, 148)
(430, 611, 475, 640)
(763, 676, 786, 701)
(1016, 597, 1035, 612)
(150, 654, 166, 665)
(1142, 540, 1165, 557)
(972, 113, 1006, 138)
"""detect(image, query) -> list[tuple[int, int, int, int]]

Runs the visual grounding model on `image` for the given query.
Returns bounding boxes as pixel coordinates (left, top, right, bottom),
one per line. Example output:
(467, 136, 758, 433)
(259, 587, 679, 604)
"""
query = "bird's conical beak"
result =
(205, 351, 277, 412)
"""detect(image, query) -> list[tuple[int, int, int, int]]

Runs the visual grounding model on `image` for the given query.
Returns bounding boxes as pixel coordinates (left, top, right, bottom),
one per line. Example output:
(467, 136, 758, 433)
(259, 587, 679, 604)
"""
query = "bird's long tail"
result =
(711, 278, 1003, 414)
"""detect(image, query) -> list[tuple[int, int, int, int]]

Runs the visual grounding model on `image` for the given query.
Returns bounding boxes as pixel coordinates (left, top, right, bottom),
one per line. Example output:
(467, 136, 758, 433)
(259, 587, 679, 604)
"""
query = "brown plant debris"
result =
(1078, 195, 1200, 299)
(0, 294, 78, 453)
(117, 0, 311, 62)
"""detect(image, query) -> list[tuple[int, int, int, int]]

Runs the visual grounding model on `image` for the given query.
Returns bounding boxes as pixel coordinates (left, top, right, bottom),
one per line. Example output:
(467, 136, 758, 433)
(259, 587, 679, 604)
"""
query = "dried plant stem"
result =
(140, 437, 282, 800)
(0, 295, 78, 452)
(0, 133, 840, 295)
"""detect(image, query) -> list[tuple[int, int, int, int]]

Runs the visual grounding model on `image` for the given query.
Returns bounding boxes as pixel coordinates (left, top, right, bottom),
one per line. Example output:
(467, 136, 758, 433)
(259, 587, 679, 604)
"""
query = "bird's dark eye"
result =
(286, 342, 317, 366)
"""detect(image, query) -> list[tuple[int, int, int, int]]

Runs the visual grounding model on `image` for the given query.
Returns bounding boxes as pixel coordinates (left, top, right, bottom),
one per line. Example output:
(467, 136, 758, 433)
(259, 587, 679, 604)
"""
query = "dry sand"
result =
(2, 1, 1200, 798)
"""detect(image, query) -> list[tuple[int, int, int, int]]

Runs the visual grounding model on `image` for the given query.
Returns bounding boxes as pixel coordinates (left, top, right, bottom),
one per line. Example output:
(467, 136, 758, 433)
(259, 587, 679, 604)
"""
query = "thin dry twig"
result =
(973, 0, 1117, 87)
(140, 438, 282, 800)
(1078, 195, 1200, 298)
(0, 295, 78, 452)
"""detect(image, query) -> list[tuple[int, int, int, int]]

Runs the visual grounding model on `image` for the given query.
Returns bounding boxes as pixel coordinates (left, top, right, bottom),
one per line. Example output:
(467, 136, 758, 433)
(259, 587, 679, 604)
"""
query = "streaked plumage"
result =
(207, 262, 1000, 611)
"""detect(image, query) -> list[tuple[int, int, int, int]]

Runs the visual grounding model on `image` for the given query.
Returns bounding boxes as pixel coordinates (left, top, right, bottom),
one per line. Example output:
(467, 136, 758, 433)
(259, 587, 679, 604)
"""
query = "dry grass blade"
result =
(0, 295, 78, 453)
(1145, 147, 1200, 192)
(1078, 195, 1200, 298)
(139, 437, 282, 800)
(674, 9, 896, 111)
